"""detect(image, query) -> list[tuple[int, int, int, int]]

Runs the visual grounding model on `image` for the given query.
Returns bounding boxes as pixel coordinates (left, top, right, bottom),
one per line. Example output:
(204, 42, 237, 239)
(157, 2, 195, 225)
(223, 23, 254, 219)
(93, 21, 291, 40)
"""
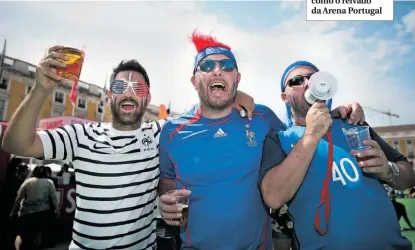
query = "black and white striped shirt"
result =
(38, 121, 163, 250)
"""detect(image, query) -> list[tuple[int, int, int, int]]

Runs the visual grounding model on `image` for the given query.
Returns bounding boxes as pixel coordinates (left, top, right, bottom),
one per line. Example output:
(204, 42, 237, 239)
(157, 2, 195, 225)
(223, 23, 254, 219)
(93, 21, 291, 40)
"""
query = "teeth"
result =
(211, 82, 225, 89)
(122, 102, 134, 106)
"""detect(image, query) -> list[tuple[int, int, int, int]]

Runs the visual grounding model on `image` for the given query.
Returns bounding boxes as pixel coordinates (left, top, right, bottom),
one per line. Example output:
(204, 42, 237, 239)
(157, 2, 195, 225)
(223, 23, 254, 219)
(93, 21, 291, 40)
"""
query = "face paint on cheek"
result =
(198, 78, 203, 90)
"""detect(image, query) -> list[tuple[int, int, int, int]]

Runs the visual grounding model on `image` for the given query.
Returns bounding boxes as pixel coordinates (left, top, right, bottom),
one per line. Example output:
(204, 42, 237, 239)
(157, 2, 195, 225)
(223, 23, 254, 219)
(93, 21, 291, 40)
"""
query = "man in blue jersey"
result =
(158, 31, 366, 249)
(259, 61, 415, 250)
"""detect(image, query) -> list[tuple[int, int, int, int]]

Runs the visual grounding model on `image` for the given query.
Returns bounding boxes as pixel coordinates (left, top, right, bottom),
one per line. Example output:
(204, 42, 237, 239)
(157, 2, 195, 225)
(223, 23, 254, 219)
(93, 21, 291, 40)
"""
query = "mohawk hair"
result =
(190, 30, 231, 53)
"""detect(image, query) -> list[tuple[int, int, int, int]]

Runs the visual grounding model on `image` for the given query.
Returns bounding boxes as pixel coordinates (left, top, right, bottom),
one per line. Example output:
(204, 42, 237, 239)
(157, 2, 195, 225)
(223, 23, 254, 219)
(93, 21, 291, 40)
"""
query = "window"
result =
(77, 98, 86, 109)
(97, 101, 103, 113)
(4, 58, 14, 65)
(0, 99, 6, 121)
(393, 140, 399, 145)
(407, 140, 414, 153)
(0, 78, 8, 90)
(51, 110, 63, 117)
(28, 65, 36, 73)
(54, 92, 65, 104)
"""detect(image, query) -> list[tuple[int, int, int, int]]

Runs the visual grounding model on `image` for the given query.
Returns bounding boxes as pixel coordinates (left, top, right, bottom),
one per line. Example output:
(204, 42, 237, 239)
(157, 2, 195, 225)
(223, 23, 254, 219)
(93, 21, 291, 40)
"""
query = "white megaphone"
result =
(304, 71, 338, 105)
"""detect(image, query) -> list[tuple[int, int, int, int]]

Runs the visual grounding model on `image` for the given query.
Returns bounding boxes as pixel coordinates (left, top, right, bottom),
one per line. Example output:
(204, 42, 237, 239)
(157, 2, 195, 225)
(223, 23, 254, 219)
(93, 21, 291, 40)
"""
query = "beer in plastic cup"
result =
(342, 126, 371, 161)
(166, 189, 190, 226)
(52, 46, 85, 83)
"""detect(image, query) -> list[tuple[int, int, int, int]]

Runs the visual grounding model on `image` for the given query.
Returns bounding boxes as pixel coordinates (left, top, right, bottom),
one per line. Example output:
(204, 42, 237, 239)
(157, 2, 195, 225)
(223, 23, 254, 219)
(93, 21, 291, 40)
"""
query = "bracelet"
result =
(381, 169, 394, 182)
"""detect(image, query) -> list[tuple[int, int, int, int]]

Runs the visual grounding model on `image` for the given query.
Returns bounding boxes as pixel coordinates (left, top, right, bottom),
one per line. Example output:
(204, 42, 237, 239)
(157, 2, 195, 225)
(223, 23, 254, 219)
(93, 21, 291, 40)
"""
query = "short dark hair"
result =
(110, 59, 150, 86)
(32, 166, 47, 178)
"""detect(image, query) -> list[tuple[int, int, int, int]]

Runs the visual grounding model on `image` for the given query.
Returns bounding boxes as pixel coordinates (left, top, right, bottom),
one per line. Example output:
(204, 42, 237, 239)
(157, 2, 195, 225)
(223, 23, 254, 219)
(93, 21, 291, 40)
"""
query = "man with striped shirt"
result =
(2, 46, 255, 249)
(3, 47, 162, 249)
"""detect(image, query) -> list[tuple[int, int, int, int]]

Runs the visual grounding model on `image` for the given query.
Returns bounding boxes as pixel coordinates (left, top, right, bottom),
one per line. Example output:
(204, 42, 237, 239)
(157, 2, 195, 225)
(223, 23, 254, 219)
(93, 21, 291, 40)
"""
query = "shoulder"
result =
(43, 178, 54, 186)
(253, 104, 285, 130)
(254, 104, 275, 115)
(160, 109, 198, 143)
(160, 109, 199, 137)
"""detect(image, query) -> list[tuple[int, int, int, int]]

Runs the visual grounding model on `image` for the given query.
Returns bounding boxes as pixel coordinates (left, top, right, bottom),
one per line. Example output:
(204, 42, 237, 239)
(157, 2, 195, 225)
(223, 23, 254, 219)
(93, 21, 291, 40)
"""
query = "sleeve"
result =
(37, 123, 81, 162)
(255, 104, 286, 131)
(159, 124, 176, 180)
(368, 125, 409, 163)
(154, 118, 173, 147)
(258, 129, 288, 189)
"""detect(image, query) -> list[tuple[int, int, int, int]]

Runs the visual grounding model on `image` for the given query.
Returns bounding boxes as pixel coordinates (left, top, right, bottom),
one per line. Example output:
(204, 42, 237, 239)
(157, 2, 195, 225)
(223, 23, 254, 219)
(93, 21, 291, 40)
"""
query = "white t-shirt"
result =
(38, 121, 163, 250)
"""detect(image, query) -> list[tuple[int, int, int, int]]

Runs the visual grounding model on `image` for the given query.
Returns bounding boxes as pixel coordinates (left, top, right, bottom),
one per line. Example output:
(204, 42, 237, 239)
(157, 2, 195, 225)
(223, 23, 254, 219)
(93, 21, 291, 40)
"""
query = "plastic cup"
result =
(51, 46, 85, 83)
(342, 126, 371, 152)
(166, 189, 190, 225)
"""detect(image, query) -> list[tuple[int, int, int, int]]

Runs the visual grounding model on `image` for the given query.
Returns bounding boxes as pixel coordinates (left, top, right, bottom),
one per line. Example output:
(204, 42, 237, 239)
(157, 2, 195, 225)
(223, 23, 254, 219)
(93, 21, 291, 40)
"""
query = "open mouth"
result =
(120, 101, 137, 112)
(209, 82, 227, 92)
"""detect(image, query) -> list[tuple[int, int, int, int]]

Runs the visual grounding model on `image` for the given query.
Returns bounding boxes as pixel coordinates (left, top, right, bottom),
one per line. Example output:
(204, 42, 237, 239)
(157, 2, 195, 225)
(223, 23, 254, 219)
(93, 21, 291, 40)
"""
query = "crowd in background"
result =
(0, 157, 74, 250)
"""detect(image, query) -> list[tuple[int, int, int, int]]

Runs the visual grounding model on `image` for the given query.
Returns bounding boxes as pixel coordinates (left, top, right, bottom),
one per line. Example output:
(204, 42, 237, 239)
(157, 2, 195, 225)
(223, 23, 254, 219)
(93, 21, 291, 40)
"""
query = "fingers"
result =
(38, 54, 67, 82)
(355, 147, 378, 158)
(38, 65, 62, 82)
(332, 106, 347, 119)
(362, 166, 384, 174)
(48, 45, 65, 54)
(41, 58, 67, 69)
(44, 51, 68, 61)
(159, 192, 188, 226)
(234, 104, 254, 121)
(311, 102, 327, 109)
(362, 140, 380, 149)
(358, 157, 383, 168)
(163, 218, 181, 226)
(348, 102, 365, 125)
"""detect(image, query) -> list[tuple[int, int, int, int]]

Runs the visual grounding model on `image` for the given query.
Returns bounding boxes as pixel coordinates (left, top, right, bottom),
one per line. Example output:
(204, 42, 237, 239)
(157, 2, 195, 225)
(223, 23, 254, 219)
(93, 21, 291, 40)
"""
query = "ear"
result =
(191, 75, 197, 89)
(146, 92, 152, 105)
(281, 93, 288, 103)
(236, 72, 241, 87)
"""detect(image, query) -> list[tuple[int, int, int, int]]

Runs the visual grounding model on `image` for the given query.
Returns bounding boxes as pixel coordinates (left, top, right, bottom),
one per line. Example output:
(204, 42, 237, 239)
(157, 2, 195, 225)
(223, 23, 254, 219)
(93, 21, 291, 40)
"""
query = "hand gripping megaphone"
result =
(304, 71, 338, 105)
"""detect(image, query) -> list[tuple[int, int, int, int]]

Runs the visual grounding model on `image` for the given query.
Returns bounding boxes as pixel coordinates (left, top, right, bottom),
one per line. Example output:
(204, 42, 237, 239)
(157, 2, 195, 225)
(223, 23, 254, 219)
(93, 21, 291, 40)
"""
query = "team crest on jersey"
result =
(142, 136, 155, 151)
(245, 124, 257, 147)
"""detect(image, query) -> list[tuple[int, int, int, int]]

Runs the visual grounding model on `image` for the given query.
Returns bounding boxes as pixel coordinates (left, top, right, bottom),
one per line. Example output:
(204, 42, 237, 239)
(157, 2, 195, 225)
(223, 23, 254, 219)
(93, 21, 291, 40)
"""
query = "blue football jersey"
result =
(277, 118, 412, 250)
(159, 105, 285, 250)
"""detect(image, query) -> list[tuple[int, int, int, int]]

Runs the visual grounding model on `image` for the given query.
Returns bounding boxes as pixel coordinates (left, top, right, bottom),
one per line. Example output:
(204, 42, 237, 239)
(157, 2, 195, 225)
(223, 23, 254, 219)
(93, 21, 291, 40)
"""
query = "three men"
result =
(158, 32, 365, 249)
(259, 61, 415, 250)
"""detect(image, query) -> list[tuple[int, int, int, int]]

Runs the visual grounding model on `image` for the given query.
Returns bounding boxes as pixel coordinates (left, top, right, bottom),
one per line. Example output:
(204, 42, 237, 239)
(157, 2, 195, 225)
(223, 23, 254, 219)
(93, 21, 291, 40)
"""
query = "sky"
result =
(0, 1, 414, 127)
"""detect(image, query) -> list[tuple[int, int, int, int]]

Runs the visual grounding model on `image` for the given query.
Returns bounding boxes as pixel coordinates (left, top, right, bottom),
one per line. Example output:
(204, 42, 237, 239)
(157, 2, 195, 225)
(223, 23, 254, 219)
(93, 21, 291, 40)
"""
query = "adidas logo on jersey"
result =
(214, 128, 227, 138)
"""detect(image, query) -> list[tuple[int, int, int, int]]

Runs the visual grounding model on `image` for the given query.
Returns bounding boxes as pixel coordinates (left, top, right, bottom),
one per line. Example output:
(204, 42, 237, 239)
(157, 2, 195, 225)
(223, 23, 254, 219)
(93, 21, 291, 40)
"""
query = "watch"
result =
(382, 161, 400, 181)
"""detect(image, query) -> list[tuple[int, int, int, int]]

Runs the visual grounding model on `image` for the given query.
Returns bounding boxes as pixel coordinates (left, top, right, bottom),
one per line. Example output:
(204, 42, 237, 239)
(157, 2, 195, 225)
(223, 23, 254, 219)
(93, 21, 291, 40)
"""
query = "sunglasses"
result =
(286, 73, 314, 87)
(198, 59, 237, 73)
(110, 80, 149, 97)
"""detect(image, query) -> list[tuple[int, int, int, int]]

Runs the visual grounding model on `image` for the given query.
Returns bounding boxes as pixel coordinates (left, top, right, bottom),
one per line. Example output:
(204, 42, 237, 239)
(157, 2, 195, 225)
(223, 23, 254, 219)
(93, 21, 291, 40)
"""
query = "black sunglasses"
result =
(286, 73, 314, 87)
(198, 59, 237, 73)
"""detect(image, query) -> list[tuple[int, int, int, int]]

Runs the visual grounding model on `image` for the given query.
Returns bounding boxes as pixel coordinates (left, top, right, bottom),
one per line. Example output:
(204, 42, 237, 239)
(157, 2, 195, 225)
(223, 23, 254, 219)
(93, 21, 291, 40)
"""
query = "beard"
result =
(198, 79, 237, 111)
(111, 97, 146, 126)
(288, 90, 311, 118)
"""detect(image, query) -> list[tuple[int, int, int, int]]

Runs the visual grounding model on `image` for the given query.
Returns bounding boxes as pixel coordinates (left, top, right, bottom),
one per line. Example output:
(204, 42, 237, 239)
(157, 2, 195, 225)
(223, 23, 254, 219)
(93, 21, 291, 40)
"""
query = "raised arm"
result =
(259, 103, 332, 208)
(2, 46, 67, 158)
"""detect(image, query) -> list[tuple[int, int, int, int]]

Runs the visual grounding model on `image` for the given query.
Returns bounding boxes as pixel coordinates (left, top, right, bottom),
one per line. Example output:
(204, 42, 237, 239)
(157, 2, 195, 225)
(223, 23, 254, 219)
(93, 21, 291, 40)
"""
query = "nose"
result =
(213, 62, 222, 76)
(123, 86, 135, 97)
(303, 78, 310, 90)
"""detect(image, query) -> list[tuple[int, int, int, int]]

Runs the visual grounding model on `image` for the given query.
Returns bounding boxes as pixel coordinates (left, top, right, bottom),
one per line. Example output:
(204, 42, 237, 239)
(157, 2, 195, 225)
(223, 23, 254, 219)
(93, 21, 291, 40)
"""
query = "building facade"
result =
(0, 55, 172, 124)
(373, 124, 415, 163)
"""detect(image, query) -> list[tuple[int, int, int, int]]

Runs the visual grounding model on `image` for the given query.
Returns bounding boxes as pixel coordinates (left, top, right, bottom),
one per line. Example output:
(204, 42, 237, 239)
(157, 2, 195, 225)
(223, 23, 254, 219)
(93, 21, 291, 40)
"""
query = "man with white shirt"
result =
(2, 46, 254, 250)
